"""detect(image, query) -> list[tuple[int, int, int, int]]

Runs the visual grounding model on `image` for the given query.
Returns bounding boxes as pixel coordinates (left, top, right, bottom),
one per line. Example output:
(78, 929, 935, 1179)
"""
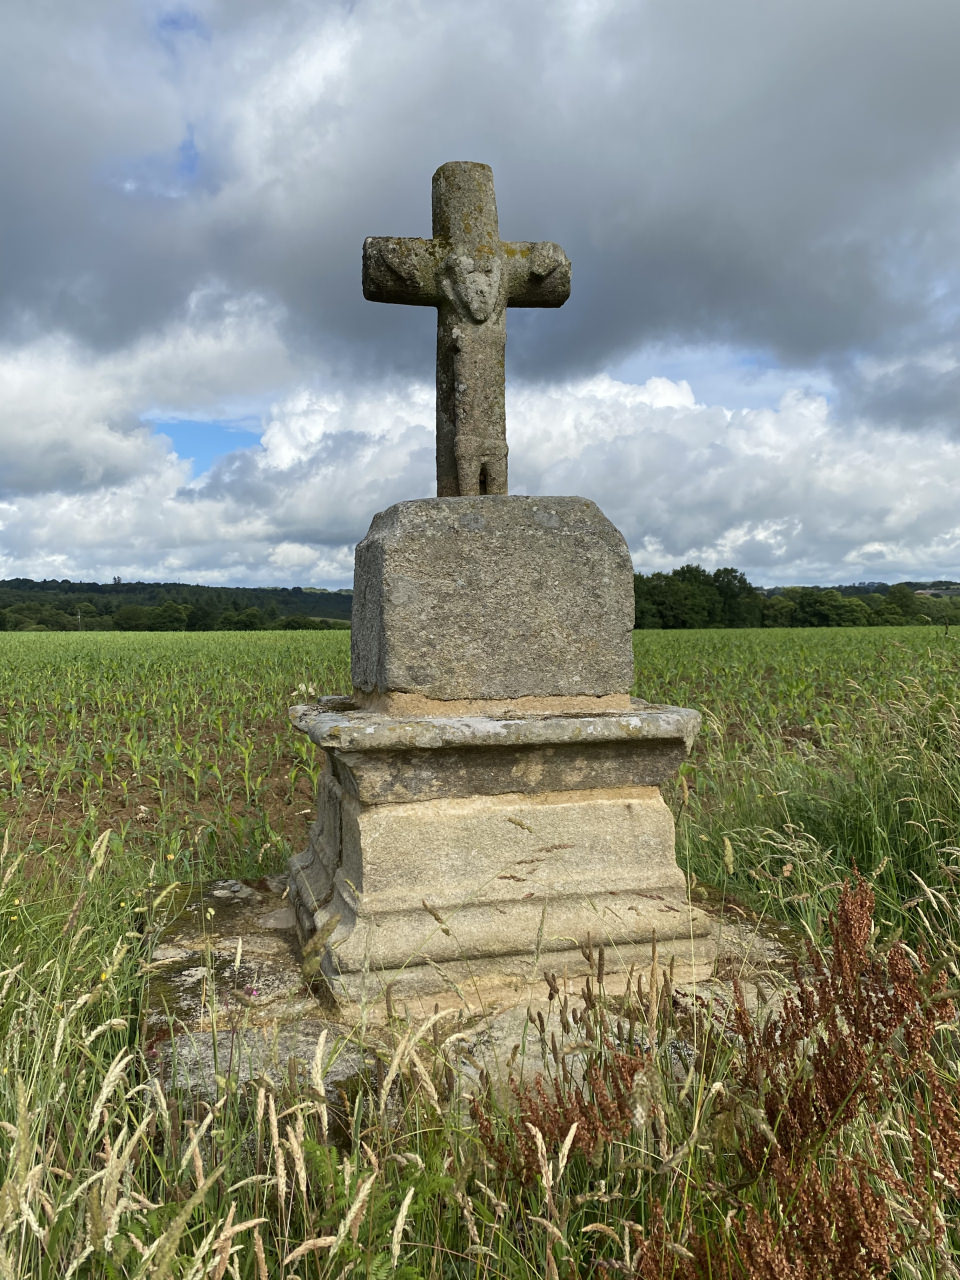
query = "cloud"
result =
(3, 369, 959, 587)
(5, 0, 960, 379)
(0, 285, 293, 498)
(508, 376, 960, 583)
(2, 0, 960, 585)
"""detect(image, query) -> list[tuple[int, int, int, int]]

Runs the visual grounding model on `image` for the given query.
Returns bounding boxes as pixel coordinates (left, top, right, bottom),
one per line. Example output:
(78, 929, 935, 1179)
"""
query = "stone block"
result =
(338, 935, 718, 1004)
(350, 496, 635, 701)
(288, 762, 341, 934)
(332, 740, 685, 805)
(320, 786, 713, 976)
(341, 785, 679, 909)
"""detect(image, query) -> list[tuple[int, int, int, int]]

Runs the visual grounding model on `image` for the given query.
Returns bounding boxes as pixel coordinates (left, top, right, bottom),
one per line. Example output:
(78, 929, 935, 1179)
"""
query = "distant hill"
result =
(765, 580, 960, 598)
(7, 570, 960, 634)
(0, 577, 353, 632)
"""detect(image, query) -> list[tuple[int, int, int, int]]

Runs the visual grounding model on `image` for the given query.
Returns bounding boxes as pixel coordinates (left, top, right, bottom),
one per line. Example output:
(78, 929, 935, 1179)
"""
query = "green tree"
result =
(646, 566, 722, 629)
(838, 596, 872, 626)
(233, 607, 265, 630)
(713, 567, 763, 628)
(633, 574, 662, 629)
(276, 615, 332, 630)
(782, 587, 854, 627)
(762, 595, 798, 627)
(887, 584, 920, 619)
(113, 605, 149, 631)
(185, 601, 219, 631)
(151, 601, 189, 631)
(872, 604, 908, 625)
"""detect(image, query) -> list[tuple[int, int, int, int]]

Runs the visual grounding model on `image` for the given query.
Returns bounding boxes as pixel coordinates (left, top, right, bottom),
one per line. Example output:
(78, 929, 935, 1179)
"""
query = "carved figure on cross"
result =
(363, 162, 571, 497)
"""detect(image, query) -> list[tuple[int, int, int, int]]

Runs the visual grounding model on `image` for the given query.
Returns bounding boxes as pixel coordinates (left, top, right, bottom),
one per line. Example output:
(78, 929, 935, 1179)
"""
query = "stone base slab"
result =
(289, 698, 700, 806)
(353, 690, 633, 717)
(143, 877, 354, 1095)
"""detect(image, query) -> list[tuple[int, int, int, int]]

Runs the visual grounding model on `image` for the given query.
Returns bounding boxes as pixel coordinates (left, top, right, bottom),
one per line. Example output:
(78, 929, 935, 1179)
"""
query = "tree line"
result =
(634, 566, 960, 629)
(0, 578, 352, 632)
(3, 570, 958, 633)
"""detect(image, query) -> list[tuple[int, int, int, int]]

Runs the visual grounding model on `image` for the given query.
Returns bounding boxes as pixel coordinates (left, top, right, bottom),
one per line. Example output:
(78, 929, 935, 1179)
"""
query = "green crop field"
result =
(1, 630, 351, 885)
(1, 627, 958, 1277)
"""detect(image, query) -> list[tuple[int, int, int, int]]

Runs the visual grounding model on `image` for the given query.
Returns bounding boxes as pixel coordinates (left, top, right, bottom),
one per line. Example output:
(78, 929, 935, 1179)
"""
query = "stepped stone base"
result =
(288, 698, 715, 1001)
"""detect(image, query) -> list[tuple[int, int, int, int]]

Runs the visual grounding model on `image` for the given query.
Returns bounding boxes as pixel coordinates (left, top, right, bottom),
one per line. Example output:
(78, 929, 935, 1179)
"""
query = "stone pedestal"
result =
(288, 494, 714, 1004)
(288, 698, 715, 1001)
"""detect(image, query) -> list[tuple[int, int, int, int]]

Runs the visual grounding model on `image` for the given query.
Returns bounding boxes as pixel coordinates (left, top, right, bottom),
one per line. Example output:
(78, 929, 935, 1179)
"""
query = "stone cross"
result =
(362, 162, 571, 497)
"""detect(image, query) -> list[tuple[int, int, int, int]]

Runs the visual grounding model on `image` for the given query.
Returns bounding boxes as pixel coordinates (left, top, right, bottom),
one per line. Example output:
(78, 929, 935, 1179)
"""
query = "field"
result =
(1, 627, 958, 1277)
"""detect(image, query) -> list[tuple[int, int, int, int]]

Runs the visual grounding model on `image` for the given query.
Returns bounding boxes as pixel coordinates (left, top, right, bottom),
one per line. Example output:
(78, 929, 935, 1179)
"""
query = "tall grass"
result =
(638, 628, 960, 952)
(0, 626, 957, 1275)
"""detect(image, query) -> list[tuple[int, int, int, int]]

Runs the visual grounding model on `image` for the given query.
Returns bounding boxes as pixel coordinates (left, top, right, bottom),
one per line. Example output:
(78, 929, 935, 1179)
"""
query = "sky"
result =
(3, 0, 960, 589)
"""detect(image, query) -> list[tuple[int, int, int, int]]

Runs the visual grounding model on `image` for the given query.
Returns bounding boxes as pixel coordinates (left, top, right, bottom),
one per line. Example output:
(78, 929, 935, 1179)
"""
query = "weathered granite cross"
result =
(363, 161, 571, 497)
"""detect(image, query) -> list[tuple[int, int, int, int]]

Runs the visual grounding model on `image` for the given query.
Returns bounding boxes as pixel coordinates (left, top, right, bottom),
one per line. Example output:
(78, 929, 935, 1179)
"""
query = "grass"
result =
(0, 625, 958, 1277)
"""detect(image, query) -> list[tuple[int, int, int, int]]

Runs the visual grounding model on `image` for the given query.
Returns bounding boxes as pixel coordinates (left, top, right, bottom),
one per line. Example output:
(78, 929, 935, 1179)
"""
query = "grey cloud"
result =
(0, 437, 156, 499)
(837, 359, 960, 434)
(5, 0, 960, 387)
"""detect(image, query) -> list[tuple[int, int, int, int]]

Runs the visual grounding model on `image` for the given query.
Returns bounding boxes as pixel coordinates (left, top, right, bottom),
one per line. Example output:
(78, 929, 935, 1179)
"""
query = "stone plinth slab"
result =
(291, 698, 699, 754)
(290, 697, 699, 804)
(287, 699, 713, 1001)
(350, 496, 635, 701)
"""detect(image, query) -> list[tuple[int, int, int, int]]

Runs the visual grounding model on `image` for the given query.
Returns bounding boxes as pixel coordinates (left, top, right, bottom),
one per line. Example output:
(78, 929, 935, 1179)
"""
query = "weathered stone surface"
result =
(350, 497, 635, 700)
(289, 700, 698, 807)
(291, 697, 700, 756)
(339, 786, 681, 907)
(328, 739, 690, 805)
(148, 878, 803, 1092)
(162, 1022, 362, 1098)
(145, 878, 315, 1045)
(287, 760, 341, 937)
(363, 161, 570, 497)
(353, 690, 632, 717)
(337, 934, 718, 1004)
(289, 781, 715, 989)
(144, 877, 355, 1092)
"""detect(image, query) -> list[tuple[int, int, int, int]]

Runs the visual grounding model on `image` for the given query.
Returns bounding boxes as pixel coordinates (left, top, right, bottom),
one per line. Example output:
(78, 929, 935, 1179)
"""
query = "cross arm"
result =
(362, 236, 441, 305)
(503, 240, 571, 307)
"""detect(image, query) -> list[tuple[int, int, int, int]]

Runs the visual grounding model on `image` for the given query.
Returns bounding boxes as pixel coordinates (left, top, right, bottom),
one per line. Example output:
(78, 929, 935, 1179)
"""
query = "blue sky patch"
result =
(156, 9, 209, 39)
(149, 417, 263, 475)
(106, 123, 202, 199)
(177, 127, 199, 181)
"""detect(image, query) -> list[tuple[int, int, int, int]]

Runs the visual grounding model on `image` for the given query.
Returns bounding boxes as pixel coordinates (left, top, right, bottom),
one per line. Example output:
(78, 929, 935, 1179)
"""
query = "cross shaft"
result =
(363, 162, 571, 496)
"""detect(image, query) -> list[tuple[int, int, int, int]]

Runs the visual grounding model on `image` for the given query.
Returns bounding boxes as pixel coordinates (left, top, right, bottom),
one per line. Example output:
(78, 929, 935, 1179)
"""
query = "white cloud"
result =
(3, 365, 960, 587)
(0, 286, 294, 498)
(506, 377, 960, 583)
